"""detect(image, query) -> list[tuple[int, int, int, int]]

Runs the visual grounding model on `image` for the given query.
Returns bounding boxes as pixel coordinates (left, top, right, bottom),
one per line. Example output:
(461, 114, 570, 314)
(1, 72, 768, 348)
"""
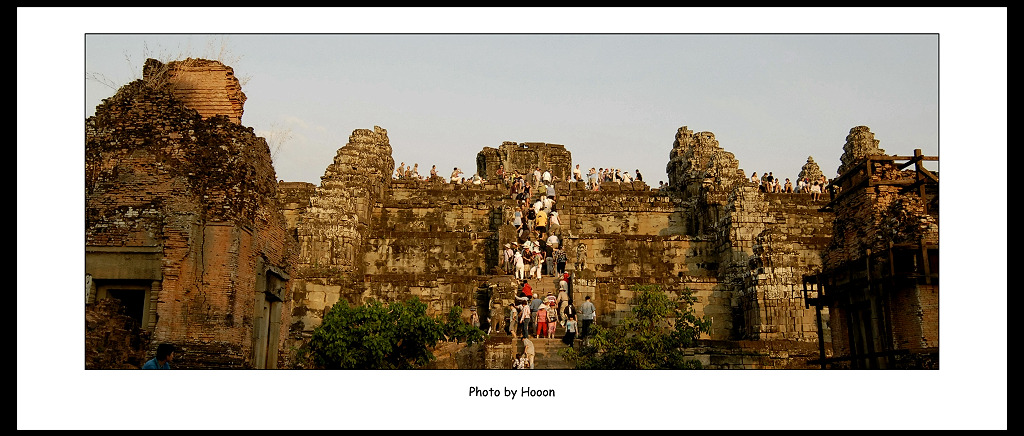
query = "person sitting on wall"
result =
(143, 344, 174, 369)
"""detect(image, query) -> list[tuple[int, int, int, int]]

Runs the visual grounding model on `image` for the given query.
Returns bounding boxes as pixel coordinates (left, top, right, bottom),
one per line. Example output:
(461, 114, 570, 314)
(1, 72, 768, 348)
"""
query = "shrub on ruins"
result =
(559, 284, 711, 369)
(302, 297, 482, 369)
(441, 305, 486, 345)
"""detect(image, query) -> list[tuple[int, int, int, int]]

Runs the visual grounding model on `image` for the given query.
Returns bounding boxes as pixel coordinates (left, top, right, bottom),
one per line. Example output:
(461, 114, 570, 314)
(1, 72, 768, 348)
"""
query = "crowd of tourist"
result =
(503, 166, 567, 281)
(509, 290, 595, 369)
(393, 162, 492, 185)
(577, 165, 644, 191)
(749, 171, 838, 201)
(495, 164, 606, 369)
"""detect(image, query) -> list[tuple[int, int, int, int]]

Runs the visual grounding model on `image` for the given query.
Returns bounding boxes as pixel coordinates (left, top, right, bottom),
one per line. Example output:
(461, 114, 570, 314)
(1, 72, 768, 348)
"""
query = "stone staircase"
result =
(485, 331, 578, 369)
(485, 270, 580, 369)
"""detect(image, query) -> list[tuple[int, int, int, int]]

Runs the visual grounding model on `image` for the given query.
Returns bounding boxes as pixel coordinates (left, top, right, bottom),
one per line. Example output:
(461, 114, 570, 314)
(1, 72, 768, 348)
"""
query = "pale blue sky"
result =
(20, 7, 1006, 431)
(85, 33, 939, 186)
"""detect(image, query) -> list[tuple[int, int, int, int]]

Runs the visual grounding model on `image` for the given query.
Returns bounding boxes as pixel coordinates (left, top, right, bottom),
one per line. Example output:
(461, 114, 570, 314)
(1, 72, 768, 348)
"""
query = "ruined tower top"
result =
(142, 58, 247, 124)
(665, 126, 744, 196)
(837, 126, 885, 176)
(476, 141, 572, 181)
(798, 156, 824, 182)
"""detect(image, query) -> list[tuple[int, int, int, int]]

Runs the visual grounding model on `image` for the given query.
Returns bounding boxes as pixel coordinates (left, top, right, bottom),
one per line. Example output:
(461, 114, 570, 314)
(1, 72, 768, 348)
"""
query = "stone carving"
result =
(574, 242, 588, 271)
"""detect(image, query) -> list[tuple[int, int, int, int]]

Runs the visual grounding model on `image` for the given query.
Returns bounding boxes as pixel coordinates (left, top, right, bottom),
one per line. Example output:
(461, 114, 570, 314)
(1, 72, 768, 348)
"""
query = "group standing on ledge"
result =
(581, 165, 643, 192)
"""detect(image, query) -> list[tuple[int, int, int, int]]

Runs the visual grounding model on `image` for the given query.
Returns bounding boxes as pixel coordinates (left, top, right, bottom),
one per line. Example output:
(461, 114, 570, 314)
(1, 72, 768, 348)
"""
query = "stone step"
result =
(486, 331, 581, 369)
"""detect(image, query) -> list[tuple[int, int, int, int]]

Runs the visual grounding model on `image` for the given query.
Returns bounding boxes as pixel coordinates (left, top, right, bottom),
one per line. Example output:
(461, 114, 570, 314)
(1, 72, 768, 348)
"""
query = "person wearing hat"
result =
(469, 306, 480, 330)
(529, 293, 543, 338)
(556, 280, 569, 323)
(545, 293, 558, 338)
(503, 243, 515, 275)
(548, 211, 561, 235)
(514, 248, 525, 280)
(536, 300, 549, 338)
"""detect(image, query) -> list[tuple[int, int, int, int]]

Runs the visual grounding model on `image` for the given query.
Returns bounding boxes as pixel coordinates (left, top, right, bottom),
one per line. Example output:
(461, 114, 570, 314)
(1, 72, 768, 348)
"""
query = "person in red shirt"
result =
(521, 280, 533, 299)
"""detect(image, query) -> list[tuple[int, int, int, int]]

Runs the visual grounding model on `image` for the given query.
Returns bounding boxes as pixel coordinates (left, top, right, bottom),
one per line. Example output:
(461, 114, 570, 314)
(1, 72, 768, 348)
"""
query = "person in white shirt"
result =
(514, 250, 525, 280)
(548, 211, 560, 235)
(521, 337, 535, 369)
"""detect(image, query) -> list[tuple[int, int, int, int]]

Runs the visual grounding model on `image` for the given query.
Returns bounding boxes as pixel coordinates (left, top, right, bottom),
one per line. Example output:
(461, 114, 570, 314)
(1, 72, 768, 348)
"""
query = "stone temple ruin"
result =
(85, 59, 938, 369)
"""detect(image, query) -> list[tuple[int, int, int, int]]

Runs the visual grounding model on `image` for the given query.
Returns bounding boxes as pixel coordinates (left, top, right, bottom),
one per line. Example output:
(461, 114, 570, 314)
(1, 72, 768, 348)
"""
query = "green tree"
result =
(303, 297, 482, 369)
(441, 305, 486, 345)
(560, 284, 711, 369)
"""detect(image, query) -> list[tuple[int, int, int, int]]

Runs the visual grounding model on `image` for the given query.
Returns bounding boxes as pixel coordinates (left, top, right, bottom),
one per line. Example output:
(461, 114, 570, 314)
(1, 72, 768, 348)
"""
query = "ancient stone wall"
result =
(365, 180, 511, 314)
(732, 193, 833, 342)
(288, 127, 394, 338)
(556, 182, 715, 330)
(86, 59, 293, 369)
(277, 181, 317, 237)
(284, 125, 837, 356)
(660, 127, 834, 343)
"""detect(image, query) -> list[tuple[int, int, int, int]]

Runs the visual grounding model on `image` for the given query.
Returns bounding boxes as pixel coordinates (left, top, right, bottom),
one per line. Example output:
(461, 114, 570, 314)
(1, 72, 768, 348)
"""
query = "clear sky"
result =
(20, 7, 1006, 431)
(84, 33, 938, 186)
